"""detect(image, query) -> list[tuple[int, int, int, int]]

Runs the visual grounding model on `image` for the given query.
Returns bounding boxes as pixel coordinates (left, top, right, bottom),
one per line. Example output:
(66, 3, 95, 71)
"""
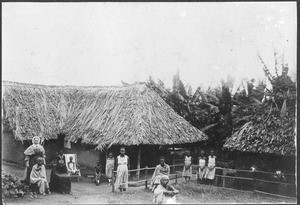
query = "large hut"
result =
(2, 81, 207, 173)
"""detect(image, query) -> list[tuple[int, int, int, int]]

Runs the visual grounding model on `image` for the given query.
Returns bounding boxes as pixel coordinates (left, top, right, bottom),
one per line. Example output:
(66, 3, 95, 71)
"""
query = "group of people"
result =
(22, 136, 79, 196)
(182, 149, 217, 185)
(21, 136, 216, 204)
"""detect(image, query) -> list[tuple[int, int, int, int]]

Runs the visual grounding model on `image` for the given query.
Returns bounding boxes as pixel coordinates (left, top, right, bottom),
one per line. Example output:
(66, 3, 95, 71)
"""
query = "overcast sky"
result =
(2, 2, 297, 91)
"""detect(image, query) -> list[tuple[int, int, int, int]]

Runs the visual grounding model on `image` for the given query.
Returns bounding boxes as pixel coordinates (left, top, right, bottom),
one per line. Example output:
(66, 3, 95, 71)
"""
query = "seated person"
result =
(30, 157, 50, 195)
(67, 156, 79, 175)
(150, 156, 170, 192)
(153, 175, 179, 204)
(49, 156, 71, 194)
(94, 160, 102, 185)
(57, 150, 65, 164)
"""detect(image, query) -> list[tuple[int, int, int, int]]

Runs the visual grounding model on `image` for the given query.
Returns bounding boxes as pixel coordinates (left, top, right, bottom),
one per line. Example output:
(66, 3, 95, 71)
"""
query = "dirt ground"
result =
(2, 164, 296, 204)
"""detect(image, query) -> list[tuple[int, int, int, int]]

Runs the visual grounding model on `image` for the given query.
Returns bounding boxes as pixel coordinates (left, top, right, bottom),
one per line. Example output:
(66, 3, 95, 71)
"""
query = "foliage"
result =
(2, 171, 29, 198)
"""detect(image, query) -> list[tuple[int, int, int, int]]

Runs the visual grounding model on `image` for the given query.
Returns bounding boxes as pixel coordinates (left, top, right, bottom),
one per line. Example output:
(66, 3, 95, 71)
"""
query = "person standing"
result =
(106, 152, 115, 186)
(22, 136, 46, 184)
(182, 151, 192, 183)
(115, 147, 130, 192)
(94, 160, 102, 185)
(205, 149, 216, 185)
(197, 150, 207, 184)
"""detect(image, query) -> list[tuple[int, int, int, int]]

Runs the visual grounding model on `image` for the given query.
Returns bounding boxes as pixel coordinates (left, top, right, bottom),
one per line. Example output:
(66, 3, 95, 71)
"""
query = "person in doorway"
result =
(57, 150, 65, 164)
(197, 150, 207, 184)
(150, 156, 170, 192)
(205, 149, 216, 185)
(153, 175, 179, 204)
(182, 150, 192, 183)
(115, 147, 130, 192)
(49, 155, 71, 194)
(22, 136, 46, 184)
(94, 160, 102, 186)
(30, 157, 50, 195)
(67, 156, 79, 175)
(106, 152, 115, 186)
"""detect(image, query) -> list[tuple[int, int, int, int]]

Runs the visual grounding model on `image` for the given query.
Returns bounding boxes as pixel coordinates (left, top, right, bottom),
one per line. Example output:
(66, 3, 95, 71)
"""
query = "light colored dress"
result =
(106, 157, 115, 178)
(205, 156, 216, 180)
(30, 164, 49, 194)
(153, 184, 177, 204)
(115, 155, 129, 189)
(198, 157, 207, 180)
(182, 156, 192, 177)
(151, 164, 170, 191)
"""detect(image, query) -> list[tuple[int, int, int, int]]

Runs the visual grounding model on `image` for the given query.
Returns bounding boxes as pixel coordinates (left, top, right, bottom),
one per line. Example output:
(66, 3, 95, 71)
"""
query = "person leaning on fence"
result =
(30, 157, 50, 195)
(153, 175, 179, 204)
(182, 150, 192, 183)
(204, 149, 216, 185)
(115, 147, 130, 192)
(106, 152, 115, 186)
(94, 160, 102, 186)
(150, 156, 170, 192)
(197, 150, 207, 184)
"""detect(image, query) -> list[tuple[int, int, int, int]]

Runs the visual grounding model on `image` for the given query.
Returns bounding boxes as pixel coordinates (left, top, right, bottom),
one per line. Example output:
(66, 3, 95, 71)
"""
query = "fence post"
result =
(145, 166, 148, 179)
(222, 168, 226, 188)
(175, 172, 178, 184)
(145, 180, 148, 189)
(112, 171, 115, 193)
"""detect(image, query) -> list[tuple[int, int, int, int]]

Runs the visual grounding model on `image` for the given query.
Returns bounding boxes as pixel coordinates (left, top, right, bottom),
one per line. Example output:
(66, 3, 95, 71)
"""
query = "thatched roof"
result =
(2, 81, 208, 150)
(223, 108, 296, 156)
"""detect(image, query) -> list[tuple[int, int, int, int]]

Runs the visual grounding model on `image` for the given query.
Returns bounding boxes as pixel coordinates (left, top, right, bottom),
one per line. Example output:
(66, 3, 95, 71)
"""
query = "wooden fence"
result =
(111, 164, 296, 199)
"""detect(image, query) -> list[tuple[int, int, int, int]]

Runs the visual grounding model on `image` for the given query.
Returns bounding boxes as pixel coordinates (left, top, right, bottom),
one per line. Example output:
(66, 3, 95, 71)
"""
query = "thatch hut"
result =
(2, 81, 207, 172)
(223, 107, 296, 173)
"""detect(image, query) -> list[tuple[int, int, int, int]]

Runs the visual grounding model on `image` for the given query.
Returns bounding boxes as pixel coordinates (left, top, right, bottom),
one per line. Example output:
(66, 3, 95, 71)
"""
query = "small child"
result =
(182, 150, 192, 183)
(94, 160, 102, 185)
(105, 152, 115, 186)
(197, 150, 207, 184)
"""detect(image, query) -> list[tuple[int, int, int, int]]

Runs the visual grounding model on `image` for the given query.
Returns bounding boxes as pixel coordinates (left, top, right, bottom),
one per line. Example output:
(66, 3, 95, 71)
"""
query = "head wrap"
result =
(160, 175, 169, 183)
(32, 136, 41, 144)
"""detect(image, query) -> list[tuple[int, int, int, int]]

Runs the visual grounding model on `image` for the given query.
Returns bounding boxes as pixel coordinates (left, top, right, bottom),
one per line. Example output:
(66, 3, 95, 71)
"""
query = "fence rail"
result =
(110, 163, 296, 199)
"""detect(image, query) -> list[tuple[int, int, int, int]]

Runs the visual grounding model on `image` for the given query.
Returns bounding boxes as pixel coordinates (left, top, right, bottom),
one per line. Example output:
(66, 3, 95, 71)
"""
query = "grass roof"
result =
(223, 108, 296, 156)
(2, 81, 208, 150)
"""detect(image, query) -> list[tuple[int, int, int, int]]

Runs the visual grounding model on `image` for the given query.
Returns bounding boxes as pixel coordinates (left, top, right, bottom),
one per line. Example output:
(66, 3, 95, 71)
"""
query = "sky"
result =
(2, 2, 297, 91)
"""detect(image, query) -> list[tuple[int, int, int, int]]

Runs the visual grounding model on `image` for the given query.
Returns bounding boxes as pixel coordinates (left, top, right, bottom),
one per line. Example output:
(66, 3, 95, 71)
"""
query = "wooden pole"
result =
(112, 172, 115, 193)
(222, 169, 226, 187)
(172, 147, 175, 174)
(136, 145, 141, 179)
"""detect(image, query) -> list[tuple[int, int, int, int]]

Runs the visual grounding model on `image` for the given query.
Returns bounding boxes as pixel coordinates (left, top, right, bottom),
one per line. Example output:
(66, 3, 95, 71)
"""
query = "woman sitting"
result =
(153, 175, 179, 204)
(150, 157, 170, 192)
(30, 157, 50, 195)
(49, 156, 71, 194)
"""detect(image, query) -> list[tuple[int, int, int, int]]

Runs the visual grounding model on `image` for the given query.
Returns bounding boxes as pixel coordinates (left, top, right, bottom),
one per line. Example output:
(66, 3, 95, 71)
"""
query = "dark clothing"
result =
(94, 165, 101, 174)
(49, 163, 71, 194)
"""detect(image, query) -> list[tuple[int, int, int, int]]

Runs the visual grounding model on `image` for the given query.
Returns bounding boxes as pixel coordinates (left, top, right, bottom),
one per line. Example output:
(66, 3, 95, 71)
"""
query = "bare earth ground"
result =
(2, 164, 296, 204)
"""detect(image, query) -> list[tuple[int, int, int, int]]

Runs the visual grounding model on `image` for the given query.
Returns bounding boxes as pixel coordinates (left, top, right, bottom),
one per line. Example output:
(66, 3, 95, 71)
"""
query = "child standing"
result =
(115, 147, 130, 192)
(94, 160, 102, 185)
(182, 151, 192, 183)
(197, 150, 207, 184)
(205, 149, 216, 185)
(105, 152, 115, 186)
